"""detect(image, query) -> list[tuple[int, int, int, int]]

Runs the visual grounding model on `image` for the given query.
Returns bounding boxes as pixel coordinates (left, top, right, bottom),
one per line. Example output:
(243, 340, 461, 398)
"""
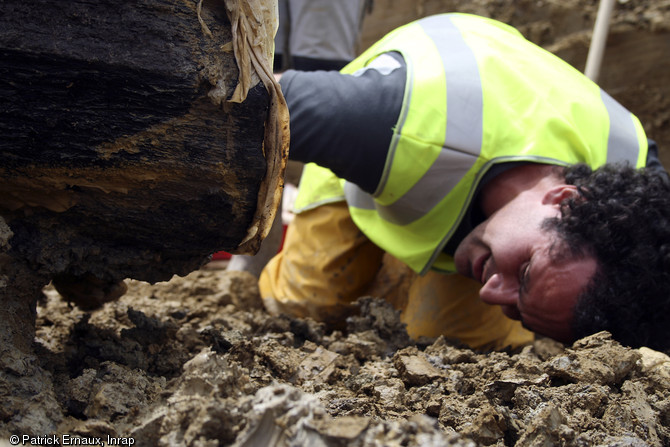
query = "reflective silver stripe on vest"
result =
(345, 15, 483, 225)
(601, 89, 640, 164)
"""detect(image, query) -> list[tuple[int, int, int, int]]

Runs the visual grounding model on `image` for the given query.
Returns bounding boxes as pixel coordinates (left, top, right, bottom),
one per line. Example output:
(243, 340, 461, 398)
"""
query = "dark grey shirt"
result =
(279, 52, 406, 194)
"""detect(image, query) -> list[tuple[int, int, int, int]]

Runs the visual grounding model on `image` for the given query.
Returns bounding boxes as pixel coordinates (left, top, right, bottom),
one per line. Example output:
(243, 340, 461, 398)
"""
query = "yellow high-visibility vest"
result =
(294, 13, 648, 275)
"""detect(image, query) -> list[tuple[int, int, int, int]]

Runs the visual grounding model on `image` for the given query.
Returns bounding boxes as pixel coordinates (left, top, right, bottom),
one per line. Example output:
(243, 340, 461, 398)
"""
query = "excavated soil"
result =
(18, 269, 670, 446)
(2, 0, 670, 446)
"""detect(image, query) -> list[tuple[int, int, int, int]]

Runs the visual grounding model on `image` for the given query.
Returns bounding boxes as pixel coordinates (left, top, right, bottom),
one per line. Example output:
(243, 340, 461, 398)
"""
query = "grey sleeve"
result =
(645, 140, 668, 177)
(279, 53, 406, 194)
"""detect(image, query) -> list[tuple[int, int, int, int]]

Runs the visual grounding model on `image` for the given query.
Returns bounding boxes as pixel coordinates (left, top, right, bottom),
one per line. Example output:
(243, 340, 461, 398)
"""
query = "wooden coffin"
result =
(0, 0, 288, 284)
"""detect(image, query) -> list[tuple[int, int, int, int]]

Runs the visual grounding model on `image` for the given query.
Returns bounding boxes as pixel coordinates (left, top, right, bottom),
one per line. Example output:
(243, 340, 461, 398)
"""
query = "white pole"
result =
(585, 0, 616, 82)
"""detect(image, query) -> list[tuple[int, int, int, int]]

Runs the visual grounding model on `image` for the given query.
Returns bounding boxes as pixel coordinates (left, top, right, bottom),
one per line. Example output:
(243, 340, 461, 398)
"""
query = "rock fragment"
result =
(394, 347, 446, 387)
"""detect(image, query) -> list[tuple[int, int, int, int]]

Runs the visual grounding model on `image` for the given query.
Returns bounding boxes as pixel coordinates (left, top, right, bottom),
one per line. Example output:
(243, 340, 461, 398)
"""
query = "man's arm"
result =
(279, 52, 406, 194)
(227, 54, 406, 277)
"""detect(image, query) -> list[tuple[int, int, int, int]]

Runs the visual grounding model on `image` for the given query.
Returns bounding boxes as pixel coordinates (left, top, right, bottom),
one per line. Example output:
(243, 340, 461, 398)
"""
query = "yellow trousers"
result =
(259, 202, 533, 351)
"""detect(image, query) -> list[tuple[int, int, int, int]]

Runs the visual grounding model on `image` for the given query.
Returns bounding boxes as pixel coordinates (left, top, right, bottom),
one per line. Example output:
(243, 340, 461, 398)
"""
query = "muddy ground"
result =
(16, 269, 670, 446)
(2, 0, 670, 446)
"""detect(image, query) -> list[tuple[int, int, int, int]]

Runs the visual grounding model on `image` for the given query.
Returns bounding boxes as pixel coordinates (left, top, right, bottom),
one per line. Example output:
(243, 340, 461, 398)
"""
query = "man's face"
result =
(454, 188, 597, 343)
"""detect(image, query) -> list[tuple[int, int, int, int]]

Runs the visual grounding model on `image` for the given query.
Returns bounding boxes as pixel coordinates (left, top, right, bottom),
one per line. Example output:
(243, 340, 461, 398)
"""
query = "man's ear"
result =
(542, 184, 580, 206)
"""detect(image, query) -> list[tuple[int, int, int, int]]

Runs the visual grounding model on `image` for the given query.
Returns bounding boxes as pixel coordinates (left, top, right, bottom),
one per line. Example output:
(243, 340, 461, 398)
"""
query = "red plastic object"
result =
(211, 251, 232, 260)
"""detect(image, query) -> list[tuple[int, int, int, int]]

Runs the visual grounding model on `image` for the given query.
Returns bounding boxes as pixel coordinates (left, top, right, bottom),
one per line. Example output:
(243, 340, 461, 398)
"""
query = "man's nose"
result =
(479, 273, 518, 306)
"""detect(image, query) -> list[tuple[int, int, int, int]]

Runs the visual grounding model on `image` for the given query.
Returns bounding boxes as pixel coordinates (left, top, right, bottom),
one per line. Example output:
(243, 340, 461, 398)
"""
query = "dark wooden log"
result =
(0, 0, 286, 284)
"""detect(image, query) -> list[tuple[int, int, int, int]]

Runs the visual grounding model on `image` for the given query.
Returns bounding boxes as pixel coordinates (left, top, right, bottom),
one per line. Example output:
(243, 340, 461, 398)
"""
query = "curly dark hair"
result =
(544, 163, 670, 352)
